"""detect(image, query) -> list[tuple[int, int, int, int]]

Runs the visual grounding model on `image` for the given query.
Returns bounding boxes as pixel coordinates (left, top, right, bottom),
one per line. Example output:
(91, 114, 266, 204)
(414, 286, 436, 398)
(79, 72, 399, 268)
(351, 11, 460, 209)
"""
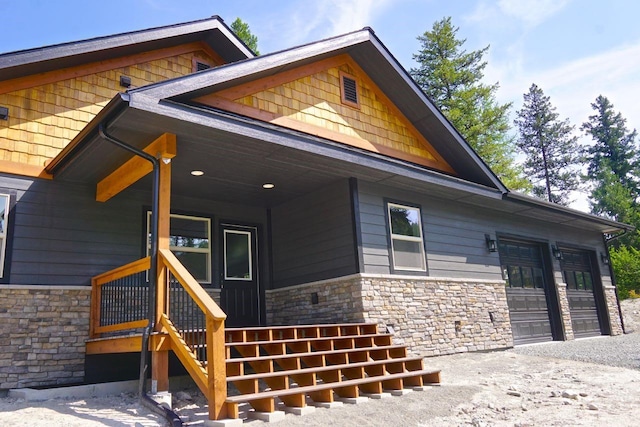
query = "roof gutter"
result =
(503, 191, 633, 233)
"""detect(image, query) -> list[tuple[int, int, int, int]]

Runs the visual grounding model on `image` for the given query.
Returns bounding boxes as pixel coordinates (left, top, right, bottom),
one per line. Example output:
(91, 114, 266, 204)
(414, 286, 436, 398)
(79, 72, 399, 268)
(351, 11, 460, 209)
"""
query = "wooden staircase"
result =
(208, 323, 440, 419)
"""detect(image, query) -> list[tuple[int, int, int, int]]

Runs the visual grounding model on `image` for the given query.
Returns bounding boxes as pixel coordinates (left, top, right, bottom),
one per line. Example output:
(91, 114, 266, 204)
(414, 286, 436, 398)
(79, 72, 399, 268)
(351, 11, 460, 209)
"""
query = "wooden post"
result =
(207, 316, 228, 420)
(151, 137, 174, 393)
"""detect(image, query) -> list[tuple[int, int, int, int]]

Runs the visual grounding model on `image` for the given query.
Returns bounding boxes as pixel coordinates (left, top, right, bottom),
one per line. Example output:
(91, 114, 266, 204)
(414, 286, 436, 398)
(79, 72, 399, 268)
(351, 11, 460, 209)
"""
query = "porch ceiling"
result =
(53, 107, 500, 208)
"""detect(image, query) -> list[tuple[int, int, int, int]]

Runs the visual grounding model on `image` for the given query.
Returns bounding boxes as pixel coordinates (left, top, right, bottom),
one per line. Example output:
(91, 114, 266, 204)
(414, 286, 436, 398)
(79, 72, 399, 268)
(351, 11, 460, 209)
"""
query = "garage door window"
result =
(387, 203, 426, 271)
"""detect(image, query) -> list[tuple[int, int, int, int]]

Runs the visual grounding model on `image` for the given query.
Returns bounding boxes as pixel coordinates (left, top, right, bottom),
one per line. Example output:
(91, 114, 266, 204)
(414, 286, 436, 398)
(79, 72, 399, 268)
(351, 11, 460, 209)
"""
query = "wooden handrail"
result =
(92, 256, 151, 283)
(158, 248, 227, 420)
(90, 256, 151, 338)
(158, 249, 226, 320)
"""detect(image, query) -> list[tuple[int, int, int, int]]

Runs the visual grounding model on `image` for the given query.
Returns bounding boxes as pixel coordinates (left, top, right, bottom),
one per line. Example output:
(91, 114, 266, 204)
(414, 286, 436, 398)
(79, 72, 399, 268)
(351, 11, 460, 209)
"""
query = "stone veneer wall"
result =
(604, 286, 624, 335)
(0, 286, 90, 389)
(555, 283, 574, 340)
(266, 274, 513, 356)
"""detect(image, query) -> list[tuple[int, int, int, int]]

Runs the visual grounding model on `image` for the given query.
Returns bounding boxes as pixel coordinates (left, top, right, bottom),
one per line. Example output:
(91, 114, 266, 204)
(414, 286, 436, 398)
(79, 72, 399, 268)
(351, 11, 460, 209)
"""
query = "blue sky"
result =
(2, 0, 639, 210)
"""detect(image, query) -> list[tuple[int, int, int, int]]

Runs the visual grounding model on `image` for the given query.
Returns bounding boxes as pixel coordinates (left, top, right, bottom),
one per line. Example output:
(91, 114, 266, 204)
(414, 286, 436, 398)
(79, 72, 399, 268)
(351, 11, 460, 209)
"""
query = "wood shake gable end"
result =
(0, 42, 221, 170)
(192, 54, 456, 175)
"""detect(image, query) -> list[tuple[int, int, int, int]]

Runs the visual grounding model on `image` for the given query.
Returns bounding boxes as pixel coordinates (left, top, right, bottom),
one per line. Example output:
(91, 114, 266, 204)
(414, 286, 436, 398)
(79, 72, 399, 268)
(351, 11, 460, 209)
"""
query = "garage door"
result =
(560, 249, 602, 337)
(499, 239, 554, 344)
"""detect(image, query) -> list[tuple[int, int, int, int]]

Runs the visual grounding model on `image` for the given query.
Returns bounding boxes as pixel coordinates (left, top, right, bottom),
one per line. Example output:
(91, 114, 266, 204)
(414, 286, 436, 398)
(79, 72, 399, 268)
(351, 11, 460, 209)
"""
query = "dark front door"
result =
(220, 224, 260, 327)
(499, 239, 555, 345)
(560, 249, 603, 337)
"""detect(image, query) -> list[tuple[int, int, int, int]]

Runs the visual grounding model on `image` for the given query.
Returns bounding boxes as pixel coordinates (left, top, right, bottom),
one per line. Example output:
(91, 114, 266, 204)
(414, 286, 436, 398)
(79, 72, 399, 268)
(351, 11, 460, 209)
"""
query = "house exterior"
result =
(0, 17, 628, 393)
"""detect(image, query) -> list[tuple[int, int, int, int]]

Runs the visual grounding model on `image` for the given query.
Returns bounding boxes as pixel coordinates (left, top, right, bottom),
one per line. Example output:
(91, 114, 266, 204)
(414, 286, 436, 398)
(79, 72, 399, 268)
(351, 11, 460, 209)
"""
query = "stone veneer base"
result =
(266, 274, 514, 356)
(0, 285, 90, 389)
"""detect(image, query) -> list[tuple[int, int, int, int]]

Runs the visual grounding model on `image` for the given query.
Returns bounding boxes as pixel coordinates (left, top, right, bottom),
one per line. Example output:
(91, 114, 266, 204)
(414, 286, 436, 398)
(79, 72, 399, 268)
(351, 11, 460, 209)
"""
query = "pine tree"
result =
(230, 18, 260, 55)
(410, 17, 528, 191)
(582, 96, 640, 250)
(514, 84, 580, 205)
(581, 95, 639, 199)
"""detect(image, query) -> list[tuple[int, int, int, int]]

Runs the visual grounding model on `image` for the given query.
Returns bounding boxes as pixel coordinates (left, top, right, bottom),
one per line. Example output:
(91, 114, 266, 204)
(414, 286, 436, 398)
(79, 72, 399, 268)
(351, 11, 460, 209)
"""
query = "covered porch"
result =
(47, 102, 457, 421)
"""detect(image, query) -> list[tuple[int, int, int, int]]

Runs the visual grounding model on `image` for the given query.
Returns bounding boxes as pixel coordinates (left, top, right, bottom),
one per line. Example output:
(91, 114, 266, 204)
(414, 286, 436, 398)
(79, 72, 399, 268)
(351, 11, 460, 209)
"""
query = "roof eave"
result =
(504, 191, 633, 234)
(45, 93, 130, 175)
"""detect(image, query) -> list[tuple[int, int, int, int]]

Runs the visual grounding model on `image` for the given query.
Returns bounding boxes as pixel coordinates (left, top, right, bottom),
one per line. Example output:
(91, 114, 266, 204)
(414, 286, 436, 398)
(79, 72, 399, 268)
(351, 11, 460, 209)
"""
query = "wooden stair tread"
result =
(225, 322, 378, 332)
(226, 356, 425, 382)
(224, 344, 408, 364)
(224, 332, 392, 347)
(225, 369, 441, 403)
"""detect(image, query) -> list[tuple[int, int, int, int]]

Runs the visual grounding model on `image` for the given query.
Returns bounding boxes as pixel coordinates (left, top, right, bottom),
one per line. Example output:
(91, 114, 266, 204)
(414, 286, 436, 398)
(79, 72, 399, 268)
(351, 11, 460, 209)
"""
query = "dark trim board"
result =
(349, 178, 364, 273)
(0, 188, 17, 283)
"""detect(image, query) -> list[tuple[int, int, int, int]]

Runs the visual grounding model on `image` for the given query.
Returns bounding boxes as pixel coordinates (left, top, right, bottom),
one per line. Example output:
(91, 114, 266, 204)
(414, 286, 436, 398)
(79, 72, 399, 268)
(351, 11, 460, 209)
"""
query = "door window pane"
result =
(508, 266, 522, 288)
(225, 230, 252, 280)
(522, 267, 534, 288)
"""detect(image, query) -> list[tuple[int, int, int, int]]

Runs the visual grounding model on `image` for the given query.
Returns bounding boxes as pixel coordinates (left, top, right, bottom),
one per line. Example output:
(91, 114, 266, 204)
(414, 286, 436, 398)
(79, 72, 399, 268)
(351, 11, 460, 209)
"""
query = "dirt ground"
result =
(1, 298, 639, 427)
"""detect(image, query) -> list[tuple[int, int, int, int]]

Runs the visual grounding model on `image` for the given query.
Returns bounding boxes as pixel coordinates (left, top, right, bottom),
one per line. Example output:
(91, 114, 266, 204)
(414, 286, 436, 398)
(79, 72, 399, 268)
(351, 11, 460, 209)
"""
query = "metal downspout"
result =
(98, 123, 182, 426)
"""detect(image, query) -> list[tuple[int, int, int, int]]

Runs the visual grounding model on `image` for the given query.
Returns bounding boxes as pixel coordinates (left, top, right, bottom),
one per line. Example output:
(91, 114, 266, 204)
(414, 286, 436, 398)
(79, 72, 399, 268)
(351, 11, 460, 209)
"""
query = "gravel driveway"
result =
(512, 332, 640, 370)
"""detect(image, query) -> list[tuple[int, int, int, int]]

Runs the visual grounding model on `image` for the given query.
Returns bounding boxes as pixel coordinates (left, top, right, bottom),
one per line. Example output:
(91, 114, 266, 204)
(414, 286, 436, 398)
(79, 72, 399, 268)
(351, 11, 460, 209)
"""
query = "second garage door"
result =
(499, 239, 557, 344)
(560, 248, 603, 337)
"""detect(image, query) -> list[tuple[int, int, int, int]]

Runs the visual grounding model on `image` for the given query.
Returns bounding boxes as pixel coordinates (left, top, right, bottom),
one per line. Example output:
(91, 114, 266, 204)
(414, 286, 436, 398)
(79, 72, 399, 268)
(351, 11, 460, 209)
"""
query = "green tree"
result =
(582, 95, 640, 202)
(609, 245, 640, 299)
(230, 18, 260, 55)
(410, 17, 529, 191)
(514, 84, 581, 205)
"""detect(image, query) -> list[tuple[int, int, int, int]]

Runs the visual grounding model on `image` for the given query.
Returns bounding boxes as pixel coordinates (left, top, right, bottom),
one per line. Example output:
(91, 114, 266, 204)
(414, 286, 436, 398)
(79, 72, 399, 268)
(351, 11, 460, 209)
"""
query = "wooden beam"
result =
(96, 133, 176, 202)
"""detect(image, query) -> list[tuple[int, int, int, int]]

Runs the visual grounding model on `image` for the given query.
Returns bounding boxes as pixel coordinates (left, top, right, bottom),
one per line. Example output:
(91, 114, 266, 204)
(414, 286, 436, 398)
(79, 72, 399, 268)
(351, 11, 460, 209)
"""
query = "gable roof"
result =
(114, 27, 507, 191)
(0, 16, 254, 82)
(42, 23, 631, 234)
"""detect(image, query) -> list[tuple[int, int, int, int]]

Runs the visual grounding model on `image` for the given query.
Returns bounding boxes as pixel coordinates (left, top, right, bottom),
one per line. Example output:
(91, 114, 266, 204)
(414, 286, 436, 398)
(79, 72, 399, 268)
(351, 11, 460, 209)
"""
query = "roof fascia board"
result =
(0, 16, 252, 72)
(125, 93, 503, 200)
(131, 30, 373, 100)
(365, 32, 508, 194)
(504, 192, 633, 232)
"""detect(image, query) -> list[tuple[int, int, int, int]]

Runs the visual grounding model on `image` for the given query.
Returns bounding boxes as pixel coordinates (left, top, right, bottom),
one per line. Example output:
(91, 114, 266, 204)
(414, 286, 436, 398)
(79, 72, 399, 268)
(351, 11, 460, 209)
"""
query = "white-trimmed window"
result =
(387, 202, 426, 271)
(0, 194, 9, 278)
(147, 213, 211, 284)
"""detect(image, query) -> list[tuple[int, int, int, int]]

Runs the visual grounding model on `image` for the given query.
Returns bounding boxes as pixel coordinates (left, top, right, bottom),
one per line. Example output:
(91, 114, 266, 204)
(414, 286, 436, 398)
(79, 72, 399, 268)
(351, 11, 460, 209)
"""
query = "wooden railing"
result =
(90, 257, 151, 338)
(158, 248, 227, 420)
(90, 250, 228, 420)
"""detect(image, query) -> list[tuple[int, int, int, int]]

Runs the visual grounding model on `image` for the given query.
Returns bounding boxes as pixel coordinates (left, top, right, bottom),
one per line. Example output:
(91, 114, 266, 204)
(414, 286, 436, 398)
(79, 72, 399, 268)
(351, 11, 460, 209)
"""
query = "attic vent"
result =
(340, 72, 360, 108)
(196, 61, 211, 71)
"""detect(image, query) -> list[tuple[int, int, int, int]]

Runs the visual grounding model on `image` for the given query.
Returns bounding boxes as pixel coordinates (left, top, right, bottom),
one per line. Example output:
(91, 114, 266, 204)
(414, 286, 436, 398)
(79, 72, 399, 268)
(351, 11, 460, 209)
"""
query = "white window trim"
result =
(387, 202, 427, 272)
(223, 229, 253, 281)
(146, 212, 212, 284)
(0, 194, 9, 278)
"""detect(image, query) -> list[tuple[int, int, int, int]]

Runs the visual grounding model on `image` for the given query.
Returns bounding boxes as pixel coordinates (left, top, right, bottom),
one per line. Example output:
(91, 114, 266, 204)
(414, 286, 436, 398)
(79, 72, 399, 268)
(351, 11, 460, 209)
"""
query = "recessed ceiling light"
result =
(262, 183, 275, 189)
(191, 170, 204, 176)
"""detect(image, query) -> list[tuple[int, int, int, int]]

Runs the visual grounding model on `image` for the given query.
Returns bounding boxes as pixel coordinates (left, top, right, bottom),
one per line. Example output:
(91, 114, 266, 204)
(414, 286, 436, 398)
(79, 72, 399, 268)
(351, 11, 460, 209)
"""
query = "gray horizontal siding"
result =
(271, 179, 357, 288)
(357, 181, 609, 282)
(4, 176, 143, 285)
(0, 174, 269, 287)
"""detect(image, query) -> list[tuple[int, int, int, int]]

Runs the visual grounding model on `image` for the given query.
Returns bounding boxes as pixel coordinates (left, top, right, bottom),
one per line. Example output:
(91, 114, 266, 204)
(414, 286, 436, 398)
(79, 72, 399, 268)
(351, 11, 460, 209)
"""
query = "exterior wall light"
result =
(600, 252, 610, 265)
(485, 234, 497, 252)
(552, 246, 564, 260)
(0, 106, 8, 120)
